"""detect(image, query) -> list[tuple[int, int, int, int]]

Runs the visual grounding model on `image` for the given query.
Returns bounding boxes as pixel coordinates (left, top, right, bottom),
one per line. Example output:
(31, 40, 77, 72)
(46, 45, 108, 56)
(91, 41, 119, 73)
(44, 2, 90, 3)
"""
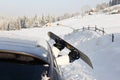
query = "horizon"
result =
(0, 0, 109, 17)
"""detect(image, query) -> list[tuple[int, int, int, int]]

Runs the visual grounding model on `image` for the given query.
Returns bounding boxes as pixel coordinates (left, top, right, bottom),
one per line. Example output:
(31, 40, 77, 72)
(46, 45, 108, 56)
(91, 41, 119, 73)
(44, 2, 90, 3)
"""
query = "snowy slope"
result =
(59, 31, 101, 80)
(61, 30, 120, 80)
(0, 13, 120, 80)
(52, 14, 120, 34)
(0, 26, 73, 40)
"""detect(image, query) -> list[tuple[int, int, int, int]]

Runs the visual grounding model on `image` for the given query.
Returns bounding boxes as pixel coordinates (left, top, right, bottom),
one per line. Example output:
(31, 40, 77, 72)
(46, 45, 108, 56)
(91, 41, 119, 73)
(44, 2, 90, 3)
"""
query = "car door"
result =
(47, 42, 64, 80)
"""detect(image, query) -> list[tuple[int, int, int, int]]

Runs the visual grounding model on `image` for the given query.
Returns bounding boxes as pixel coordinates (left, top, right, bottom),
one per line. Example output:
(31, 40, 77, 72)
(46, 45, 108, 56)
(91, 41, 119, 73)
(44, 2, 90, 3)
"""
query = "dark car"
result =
(0, 37, 64, 80)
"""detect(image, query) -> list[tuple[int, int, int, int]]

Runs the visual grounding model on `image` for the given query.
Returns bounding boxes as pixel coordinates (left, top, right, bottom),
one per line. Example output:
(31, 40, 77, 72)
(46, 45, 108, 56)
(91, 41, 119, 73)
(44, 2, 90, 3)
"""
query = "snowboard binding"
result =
(53, 39, 65, 51)
(69, 50, 80, 62)
(53, 39, 80, 62)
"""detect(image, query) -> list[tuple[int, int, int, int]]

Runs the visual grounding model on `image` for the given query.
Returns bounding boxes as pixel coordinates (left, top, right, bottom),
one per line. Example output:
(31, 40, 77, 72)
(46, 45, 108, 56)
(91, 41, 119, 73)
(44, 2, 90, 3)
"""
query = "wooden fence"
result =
(81, 26, 105, 35)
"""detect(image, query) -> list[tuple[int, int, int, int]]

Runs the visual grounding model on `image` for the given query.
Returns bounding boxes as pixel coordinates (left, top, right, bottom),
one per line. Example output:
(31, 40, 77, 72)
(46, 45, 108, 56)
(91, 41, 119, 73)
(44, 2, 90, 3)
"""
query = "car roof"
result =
(0, 37, 49, 62)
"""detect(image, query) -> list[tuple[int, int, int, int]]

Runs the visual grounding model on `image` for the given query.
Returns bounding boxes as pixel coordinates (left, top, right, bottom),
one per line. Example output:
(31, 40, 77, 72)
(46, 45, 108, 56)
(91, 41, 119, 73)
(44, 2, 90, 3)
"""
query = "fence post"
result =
(95, 25, 97, 31)
(112, 34, 114, 42)
(88, 25, 90, 30)
(83, 26, 85, 31)
(102, 28, 105, 35)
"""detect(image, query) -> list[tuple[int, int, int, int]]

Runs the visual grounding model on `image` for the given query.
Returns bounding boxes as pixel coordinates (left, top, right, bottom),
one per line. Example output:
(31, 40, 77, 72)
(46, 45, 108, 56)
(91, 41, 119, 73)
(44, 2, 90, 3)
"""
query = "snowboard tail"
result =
(48, 32, 93, 69)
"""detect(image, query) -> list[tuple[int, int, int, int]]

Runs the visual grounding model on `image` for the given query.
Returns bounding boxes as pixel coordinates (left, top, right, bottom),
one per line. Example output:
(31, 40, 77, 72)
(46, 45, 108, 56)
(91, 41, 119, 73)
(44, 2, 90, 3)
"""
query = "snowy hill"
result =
(52, 14, 120, 34)
(0, 13, 120, 80)
(0, 26, 73, 40)
(104, 4, 120, 13)
(62, 30, 120, 80)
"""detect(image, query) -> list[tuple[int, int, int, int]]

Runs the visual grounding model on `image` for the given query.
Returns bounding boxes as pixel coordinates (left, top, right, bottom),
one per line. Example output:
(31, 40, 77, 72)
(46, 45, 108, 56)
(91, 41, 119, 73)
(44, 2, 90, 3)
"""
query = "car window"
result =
(0, 62, 49, 80)
(0, 52, 49, 80)
(0, 51, 48, 64)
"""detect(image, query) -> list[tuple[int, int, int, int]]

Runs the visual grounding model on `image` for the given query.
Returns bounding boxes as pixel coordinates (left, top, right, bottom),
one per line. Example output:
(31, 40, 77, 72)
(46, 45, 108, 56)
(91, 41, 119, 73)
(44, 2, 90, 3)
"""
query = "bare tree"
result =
(96, 2, 109, 11)
(80, 5, 91, 17)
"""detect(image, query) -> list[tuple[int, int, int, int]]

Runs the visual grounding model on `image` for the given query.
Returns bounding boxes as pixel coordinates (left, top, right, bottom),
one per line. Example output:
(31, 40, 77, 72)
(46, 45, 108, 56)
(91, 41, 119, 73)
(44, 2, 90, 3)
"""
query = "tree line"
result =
(109, 0, 120, 6)
(0, 13, 80, 30)
(1, 0, 119, 31)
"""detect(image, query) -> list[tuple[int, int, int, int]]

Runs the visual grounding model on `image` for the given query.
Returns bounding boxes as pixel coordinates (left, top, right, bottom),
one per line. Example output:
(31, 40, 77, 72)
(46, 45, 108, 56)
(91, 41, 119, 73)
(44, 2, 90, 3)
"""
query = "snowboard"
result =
(48, 32, 93, 69)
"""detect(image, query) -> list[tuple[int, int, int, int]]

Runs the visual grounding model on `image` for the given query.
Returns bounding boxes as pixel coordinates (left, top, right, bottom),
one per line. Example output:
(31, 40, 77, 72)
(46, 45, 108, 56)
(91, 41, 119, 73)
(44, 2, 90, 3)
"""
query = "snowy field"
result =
(0, 13, 120, 80)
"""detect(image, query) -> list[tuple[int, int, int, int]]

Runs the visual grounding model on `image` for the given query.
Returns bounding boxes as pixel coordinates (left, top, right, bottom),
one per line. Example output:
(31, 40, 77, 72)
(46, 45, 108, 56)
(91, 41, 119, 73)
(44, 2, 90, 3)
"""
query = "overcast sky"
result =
(0, 0, 109, 16)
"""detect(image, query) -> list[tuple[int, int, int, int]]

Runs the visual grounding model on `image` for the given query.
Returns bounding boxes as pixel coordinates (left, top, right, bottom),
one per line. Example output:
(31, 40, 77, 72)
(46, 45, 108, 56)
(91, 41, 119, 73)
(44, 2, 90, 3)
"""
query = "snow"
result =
(0, 13, 120, 80)
(0, 37, 48, 61)
(63, 31, 120, 80)
(0, 26, 73, 40)
(52, 14, 120, 34)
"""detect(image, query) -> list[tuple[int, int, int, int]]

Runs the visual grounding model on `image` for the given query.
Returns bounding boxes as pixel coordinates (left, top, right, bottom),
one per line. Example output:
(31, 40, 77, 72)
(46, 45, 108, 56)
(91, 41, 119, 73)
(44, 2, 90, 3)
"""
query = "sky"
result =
(0, 0, 109, 17)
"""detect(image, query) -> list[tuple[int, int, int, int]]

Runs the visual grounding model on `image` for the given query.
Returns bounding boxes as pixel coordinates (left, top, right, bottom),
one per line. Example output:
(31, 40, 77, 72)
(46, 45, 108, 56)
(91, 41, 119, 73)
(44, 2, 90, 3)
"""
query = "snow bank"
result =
(62, 30, 120, 80)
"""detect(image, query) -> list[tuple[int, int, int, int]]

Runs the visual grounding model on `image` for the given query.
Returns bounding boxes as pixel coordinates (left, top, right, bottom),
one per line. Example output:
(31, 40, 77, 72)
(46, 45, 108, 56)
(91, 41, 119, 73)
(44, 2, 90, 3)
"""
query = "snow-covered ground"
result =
(52, 14, 120, 34)
(0, 13, 120, 80)
(61, 31, 120, 80)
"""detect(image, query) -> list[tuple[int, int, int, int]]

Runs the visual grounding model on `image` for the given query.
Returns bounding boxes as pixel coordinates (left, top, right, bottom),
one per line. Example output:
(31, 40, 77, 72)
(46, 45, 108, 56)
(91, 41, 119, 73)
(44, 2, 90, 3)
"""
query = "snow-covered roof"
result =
(0, 37, 48, 62)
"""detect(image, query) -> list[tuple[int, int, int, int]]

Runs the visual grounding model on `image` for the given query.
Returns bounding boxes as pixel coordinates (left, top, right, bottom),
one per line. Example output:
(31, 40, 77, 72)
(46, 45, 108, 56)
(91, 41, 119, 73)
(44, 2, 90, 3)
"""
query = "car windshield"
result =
(0, 52, 49, 80)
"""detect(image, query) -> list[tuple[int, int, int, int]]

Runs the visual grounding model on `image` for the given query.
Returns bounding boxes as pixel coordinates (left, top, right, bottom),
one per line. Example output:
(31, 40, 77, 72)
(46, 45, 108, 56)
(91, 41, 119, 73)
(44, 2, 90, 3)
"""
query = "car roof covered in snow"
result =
(0, 37, 49, 62)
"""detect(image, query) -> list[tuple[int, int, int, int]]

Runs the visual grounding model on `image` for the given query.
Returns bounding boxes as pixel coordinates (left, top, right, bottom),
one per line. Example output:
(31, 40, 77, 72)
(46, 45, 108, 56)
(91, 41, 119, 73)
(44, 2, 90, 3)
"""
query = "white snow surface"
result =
(52, 14, 120, 34)
(0, 13, 120, 80)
